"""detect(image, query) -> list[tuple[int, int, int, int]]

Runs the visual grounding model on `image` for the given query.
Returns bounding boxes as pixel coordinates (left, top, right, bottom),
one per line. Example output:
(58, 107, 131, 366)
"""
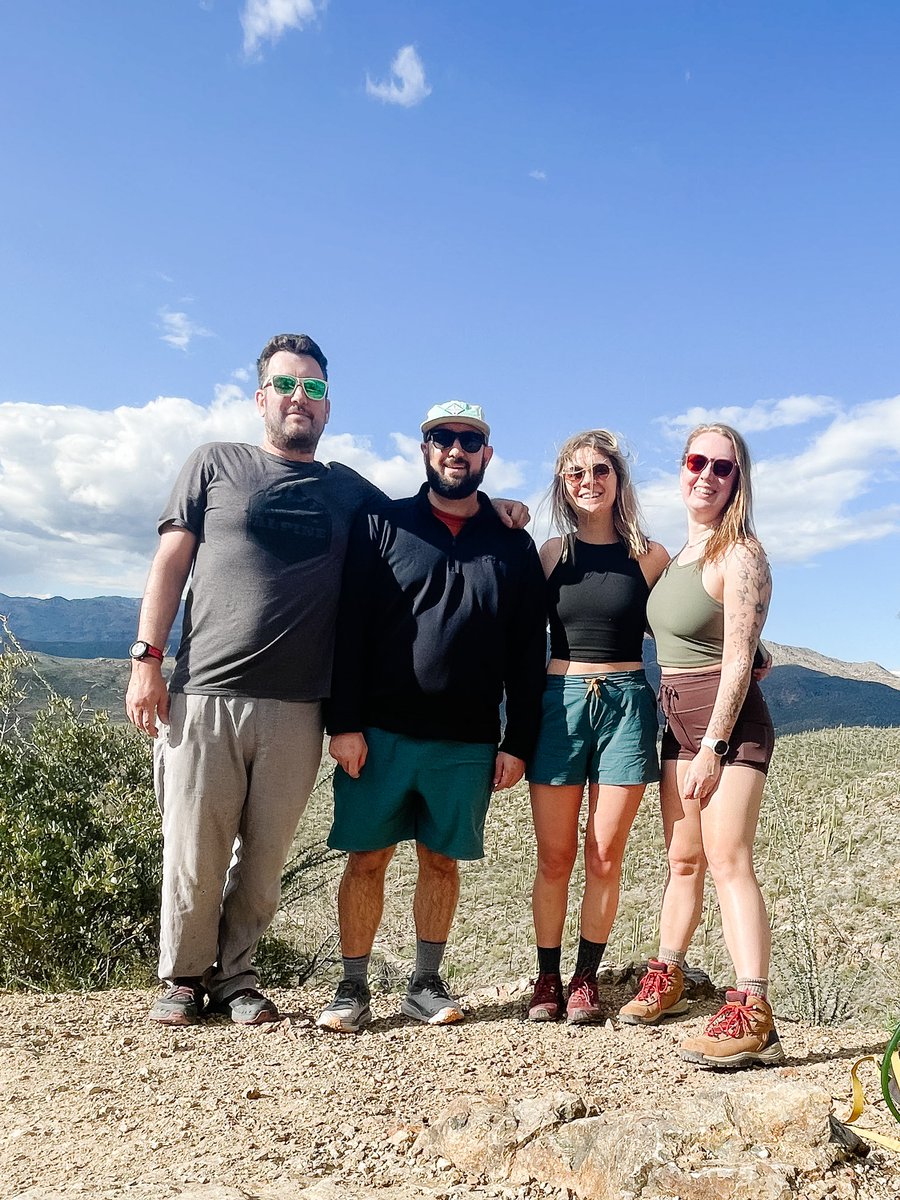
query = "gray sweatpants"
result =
(154, 693, 324, 1002)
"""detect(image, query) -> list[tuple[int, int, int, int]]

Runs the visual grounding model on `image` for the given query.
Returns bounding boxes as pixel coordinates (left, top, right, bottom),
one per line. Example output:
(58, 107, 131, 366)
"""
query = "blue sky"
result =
(1, 2, 898, 669)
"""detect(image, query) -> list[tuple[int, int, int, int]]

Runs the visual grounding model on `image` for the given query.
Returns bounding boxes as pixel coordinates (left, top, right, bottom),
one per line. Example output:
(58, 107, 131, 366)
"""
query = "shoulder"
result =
(539, 536, 564, 576)
(638, 540, 670, 582)
(722, 537, 769, 574)
(324, 461, 384, 498)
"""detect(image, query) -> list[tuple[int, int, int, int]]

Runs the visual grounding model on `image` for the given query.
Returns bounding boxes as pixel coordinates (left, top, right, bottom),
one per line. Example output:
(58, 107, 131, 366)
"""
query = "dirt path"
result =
(3, 983, 899, 1199)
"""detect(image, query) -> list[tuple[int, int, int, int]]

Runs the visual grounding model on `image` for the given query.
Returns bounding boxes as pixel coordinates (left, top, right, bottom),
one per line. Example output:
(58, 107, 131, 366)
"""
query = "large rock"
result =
(415, 1079, 870, 1200)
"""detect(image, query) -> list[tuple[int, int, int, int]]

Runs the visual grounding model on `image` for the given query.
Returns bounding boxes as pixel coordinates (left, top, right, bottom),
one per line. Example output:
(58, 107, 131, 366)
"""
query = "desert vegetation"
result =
(2, 619, 897, 1027)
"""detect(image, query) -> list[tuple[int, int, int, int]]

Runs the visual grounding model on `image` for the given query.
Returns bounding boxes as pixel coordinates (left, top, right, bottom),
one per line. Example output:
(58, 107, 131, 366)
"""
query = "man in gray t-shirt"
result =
(126, 333, 379, 1028)
(126, 333, 527, 1029)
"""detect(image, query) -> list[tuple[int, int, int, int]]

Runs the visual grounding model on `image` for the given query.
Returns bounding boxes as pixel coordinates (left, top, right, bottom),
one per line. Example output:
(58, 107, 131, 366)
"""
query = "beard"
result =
(426, 458, 487, 500)
(265, 410, 321, 454)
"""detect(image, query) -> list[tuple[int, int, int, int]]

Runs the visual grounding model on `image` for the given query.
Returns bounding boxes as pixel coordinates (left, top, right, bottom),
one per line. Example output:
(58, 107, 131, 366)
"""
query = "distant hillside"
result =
(1, 593, 898, 732)
(0, 593, 182, 659)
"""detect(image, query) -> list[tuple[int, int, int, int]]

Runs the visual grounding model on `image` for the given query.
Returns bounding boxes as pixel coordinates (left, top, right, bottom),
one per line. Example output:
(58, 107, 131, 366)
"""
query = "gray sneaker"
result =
(211, 988, 279, 1025)
(148, 982, 205, 1026)
(401, 973, 464, 1025)
(316, 979, 372, 1033)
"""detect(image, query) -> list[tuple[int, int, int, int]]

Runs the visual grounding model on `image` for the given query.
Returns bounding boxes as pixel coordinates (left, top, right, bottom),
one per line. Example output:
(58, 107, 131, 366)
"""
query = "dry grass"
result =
(274, 726, 900, 1024)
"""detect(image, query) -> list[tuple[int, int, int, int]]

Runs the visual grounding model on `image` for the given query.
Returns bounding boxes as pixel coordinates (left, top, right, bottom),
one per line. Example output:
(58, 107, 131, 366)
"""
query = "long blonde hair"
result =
(548, 429, 651, 561)
(682, 423, 759, 564)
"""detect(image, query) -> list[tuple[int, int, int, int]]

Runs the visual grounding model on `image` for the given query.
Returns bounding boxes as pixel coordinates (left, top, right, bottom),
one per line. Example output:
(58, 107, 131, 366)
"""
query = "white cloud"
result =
(663, 395, 840, 437)
(366, 45, 431, 108)
(0, 393, 524, 598)
(641, 395, 900, 562)
(241, 0, 323, 58)
(159, 309, 213, 352)
(529, 169, 547, 182)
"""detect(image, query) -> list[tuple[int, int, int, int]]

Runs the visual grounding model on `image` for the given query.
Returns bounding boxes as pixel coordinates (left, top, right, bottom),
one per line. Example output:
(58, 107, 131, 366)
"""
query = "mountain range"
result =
(1, 592, 898, 732)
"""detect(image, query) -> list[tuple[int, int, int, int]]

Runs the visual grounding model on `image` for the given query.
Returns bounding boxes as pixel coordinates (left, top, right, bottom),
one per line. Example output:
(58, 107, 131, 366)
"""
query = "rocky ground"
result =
(3, 978, 899, 1200)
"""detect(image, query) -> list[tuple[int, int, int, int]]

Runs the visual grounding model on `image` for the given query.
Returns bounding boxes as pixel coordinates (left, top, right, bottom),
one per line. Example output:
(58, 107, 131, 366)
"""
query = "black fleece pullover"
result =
(326, 484, 547, 760)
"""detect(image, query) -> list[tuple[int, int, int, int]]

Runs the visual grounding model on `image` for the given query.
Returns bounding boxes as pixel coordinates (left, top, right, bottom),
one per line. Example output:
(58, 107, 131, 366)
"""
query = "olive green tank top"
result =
(646, 556, 724, 669)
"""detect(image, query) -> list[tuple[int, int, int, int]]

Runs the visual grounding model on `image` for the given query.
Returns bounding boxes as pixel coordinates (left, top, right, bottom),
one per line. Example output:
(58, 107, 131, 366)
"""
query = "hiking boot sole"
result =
(566, 1008, 603, 1025)
(400, 998, 463, 1025)
(681, 1040, 786, 1070)
(527, 1006, 562, 1022)
(618, 998, 691, 1026)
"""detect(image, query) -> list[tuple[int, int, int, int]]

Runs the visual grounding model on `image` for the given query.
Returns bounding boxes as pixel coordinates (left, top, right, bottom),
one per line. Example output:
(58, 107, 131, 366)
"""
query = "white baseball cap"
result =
(421, 400, 490, 439)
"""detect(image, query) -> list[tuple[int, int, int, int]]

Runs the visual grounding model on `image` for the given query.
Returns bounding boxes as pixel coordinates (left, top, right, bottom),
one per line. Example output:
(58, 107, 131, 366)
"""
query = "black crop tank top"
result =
(547, 539, 649, 662)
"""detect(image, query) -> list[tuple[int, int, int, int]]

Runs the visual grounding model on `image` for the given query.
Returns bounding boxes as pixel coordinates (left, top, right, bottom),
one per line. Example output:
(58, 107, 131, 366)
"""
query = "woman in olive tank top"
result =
(525, 430, 669, 1024)
(618, 423, 783, 1071)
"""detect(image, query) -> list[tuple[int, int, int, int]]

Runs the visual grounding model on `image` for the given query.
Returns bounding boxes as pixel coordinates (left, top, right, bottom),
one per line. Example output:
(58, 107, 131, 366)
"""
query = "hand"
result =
(125, 664, 170, 739)
(493, 751, 525, 791)
(492, 498, 530, 529)
(682, 747, 723, 803)
(329, 732, 368, 778)
(753, 646, 773, 682)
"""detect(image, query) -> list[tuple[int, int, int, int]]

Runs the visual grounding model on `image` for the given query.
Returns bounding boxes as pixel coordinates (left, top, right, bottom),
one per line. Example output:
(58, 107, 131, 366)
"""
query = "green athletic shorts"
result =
(328, 727, 496, 860)
(527, 671, 661, 786)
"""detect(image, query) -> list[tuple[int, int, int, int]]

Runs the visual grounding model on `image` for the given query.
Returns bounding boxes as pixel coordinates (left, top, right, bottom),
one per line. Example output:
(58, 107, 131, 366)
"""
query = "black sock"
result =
(537, 946, 562, 976)
(573, 937, 606, 979)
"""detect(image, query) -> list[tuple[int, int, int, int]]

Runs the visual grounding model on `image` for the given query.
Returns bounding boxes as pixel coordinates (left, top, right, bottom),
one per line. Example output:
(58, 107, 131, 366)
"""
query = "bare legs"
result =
(337, 843, 460, 956)
(530, 781, 645, 947)
(657, 759, 771, 979)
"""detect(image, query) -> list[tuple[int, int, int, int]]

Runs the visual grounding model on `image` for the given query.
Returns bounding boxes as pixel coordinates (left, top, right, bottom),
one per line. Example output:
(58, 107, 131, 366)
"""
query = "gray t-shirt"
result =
(160, 442, 381, 701)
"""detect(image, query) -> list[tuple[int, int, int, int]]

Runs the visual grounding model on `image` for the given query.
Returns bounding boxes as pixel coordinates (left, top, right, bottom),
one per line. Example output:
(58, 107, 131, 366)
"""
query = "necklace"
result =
(686, 532, 712, 549)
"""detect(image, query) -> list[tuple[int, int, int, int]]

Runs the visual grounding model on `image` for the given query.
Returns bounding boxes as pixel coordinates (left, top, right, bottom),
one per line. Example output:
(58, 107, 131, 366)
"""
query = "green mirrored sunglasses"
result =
(264, 375, 329, 401)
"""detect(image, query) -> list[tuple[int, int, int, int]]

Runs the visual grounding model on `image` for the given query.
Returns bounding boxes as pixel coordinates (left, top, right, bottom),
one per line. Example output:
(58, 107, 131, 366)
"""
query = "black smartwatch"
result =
(700, 736, 729, 756)
(129, 640, 164, 663)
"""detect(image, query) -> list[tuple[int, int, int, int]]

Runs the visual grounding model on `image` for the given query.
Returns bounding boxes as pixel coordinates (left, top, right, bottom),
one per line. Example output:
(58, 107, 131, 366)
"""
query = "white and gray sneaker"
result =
(316, 979, 372, 1033)
(401, 973, 464, 1025)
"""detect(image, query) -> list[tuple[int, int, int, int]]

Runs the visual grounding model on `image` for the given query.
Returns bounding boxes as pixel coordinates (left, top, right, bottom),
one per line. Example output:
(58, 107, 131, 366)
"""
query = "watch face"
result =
(129, 641, 148, 659)
(713, 739, 729, 756)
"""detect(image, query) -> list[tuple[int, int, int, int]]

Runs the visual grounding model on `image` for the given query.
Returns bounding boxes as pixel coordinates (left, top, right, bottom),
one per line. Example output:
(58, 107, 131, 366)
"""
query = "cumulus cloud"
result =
(159, 309, 213, 352)
(529, 169, 547, 182)
(241, 0, 323, 57)
(0, 393, 523, 598)
(663, 394, 839, 437)
(642, 395, 900, 562)
(366, 45, 431, 107)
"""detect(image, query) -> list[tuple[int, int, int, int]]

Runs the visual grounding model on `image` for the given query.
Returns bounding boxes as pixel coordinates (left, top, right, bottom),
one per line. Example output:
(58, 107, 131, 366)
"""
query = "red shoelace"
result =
(705, 999, 754, 1038)
(635, 969, 670, 1002)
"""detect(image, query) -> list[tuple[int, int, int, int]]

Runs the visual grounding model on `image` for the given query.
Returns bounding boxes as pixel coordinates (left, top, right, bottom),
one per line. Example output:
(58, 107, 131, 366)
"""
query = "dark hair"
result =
(257, 333, 328, 386)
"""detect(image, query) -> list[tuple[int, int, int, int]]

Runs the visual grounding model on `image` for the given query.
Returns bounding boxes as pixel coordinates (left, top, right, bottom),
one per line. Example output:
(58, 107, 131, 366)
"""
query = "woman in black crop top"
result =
(525, 430, 669, 1024)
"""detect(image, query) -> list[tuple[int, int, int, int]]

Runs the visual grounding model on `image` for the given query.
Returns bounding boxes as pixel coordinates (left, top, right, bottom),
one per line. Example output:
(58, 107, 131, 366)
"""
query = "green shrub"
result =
(0, 625, 159, 990)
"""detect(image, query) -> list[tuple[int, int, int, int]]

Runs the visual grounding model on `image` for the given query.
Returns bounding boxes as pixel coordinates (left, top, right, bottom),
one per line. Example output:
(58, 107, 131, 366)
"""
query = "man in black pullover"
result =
(317, 401, 547, 1032)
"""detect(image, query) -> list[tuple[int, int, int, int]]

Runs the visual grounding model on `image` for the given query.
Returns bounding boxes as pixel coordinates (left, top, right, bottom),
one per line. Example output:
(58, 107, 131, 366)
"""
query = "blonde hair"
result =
(682, 423, 759, 564)
(548, 429, 651, 561)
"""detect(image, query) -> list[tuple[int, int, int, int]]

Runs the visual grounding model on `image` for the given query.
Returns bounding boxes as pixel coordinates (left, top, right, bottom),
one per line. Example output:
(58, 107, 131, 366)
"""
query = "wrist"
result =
(700, 736, 729, 757)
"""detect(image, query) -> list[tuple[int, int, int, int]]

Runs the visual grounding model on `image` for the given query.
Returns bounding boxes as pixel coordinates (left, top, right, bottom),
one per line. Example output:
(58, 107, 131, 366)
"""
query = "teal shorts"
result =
(328, 727, 496, 860)
(527, 672, 661, 787)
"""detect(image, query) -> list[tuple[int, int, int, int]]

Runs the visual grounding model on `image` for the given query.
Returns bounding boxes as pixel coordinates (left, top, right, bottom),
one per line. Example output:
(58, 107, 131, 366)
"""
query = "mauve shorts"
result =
(659, 670, 775, 775)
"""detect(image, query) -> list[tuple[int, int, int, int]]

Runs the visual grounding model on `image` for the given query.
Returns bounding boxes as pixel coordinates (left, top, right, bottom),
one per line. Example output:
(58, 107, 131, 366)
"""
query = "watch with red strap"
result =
(129, 640, 164, 663)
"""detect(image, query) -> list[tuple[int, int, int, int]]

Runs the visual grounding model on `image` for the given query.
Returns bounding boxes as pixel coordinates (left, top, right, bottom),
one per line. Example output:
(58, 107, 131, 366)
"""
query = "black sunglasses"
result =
(426, 427, 487, 453)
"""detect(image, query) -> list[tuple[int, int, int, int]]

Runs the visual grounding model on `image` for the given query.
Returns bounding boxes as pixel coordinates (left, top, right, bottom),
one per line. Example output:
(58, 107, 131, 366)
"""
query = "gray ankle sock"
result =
(342, 954, 370, 985)
(736, 977, 768, 998)
(657, 947, 686, 968)
(415, 938, 446, 977)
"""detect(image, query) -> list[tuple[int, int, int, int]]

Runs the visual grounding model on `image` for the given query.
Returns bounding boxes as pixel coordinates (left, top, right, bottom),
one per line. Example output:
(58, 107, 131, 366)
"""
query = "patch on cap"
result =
(421, 401, 490, 438)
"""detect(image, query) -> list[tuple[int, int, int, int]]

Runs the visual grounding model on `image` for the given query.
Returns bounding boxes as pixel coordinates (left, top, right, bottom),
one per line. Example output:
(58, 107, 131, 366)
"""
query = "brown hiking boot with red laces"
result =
(527, 972, 564, 1021)
(680, 990, 785, 1069)
(618, 959, 689, 1025)
(565, 973, 603, 1024)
